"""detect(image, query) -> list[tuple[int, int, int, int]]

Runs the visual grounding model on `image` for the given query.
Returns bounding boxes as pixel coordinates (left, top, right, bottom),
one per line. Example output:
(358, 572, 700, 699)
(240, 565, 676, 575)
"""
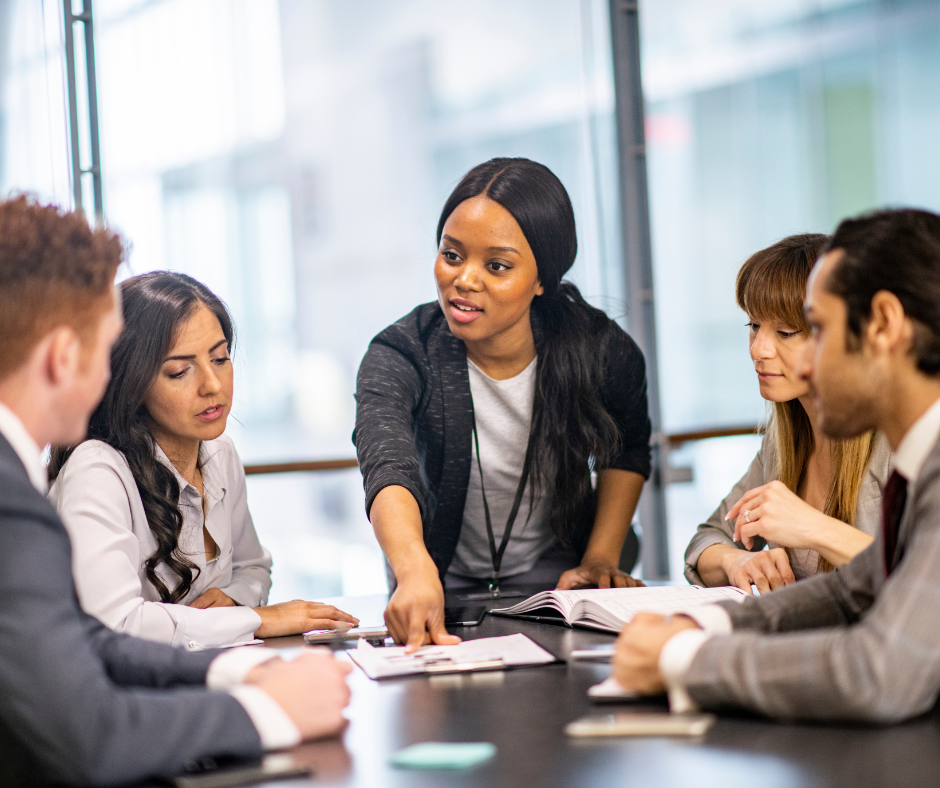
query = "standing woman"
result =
(355, 158, 652, 649)
(50, 272, 358, 649)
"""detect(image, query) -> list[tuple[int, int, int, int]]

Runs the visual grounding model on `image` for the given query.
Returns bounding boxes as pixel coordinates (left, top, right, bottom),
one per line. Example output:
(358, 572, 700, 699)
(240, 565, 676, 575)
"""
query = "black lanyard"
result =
(470, 401, 537, 598)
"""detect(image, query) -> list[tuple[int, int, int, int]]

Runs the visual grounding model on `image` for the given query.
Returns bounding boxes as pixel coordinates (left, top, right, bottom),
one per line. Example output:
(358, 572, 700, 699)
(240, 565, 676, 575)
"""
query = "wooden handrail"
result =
(243, 459, 359, 476)
(666, 425, 760, 446)
(241, 427, 761, 476)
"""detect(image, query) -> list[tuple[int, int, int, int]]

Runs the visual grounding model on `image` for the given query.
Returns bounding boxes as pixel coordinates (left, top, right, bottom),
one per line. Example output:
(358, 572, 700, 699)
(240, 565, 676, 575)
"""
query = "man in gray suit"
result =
(613, 207, 940, 722)
(0, 196, 352, 785)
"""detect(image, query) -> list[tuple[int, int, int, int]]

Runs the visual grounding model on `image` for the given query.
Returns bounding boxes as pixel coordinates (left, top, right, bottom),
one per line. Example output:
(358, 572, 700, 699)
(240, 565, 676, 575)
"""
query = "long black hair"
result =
(437, 157, 621, 543)
(50, 272, 235, 603)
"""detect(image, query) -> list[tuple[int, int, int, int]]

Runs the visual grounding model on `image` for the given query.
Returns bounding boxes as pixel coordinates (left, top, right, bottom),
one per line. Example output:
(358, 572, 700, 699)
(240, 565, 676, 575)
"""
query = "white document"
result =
(348, 633, 556, 680)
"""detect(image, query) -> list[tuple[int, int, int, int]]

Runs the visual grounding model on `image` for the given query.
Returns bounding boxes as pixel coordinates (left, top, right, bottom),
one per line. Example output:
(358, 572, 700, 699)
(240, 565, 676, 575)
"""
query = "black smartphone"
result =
(444, 605, 487, 627)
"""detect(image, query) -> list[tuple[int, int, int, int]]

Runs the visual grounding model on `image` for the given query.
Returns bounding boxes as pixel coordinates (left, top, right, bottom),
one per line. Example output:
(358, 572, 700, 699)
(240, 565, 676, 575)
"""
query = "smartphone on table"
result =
(444, 605, 487, 627)
(565, 712, 715, 738)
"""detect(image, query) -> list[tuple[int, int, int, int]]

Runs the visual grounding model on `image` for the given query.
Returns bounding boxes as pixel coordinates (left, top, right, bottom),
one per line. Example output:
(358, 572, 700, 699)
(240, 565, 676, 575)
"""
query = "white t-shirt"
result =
(449, 357, 555, 579)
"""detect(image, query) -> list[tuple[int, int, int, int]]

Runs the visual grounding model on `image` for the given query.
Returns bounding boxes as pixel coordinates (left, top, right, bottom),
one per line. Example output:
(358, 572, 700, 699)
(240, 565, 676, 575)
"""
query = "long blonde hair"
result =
(736, 234, 875, 573)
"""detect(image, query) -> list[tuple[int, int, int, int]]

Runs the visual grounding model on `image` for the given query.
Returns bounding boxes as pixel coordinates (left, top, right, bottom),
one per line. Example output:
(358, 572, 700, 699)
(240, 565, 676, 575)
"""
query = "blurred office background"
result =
(2, 0, 939, 591)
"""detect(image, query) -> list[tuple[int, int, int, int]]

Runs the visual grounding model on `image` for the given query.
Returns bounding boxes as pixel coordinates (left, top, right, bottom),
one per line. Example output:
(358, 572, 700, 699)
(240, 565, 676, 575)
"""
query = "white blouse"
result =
(49, 435, 270, 650)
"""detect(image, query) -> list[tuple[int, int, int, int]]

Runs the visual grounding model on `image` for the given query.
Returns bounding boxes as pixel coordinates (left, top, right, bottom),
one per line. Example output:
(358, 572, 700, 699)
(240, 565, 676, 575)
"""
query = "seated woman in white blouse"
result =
(49, 271, 358, 649)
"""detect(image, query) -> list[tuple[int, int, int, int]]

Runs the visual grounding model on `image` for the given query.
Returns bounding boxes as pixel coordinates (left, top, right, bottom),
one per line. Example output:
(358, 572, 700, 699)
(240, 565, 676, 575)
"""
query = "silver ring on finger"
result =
(744, 510, 751, 523)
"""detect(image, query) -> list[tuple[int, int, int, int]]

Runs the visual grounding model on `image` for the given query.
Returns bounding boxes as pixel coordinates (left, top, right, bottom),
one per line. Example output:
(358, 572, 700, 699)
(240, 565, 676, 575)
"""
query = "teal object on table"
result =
(390, 742, 497, 770)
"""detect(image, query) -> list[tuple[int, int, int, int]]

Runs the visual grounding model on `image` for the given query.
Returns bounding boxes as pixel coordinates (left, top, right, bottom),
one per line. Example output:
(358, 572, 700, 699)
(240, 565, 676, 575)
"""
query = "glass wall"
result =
(640, 0, 940, 577)
(73, 0, 624, 598)
(8, 1, 936, 584)
(0, 1, 71, 205)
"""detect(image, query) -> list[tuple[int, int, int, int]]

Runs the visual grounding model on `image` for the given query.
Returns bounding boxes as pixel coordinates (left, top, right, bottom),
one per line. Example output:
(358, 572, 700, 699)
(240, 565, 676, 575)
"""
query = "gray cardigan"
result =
(353, 302, 652, 578)
(684, 431, 892, 585)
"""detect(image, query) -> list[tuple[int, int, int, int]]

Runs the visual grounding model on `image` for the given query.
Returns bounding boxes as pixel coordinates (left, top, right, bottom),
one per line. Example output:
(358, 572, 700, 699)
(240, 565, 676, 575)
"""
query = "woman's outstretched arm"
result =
(371, 485, 461, 652)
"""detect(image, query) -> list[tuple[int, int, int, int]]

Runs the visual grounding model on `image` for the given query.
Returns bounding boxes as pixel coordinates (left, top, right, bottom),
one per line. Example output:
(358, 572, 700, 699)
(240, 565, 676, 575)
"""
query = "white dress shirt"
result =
(49, 435, 270, 650)
(660, 395, 940, 713)
(0, 403, 300, 750)
(0, 402, 47, 493)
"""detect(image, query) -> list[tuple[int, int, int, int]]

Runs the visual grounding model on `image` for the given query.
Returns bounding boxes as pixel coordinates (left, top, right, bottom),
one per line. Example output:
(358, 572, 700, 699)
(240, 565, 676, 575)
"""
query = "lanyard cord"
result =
(470, 398, 537, 594)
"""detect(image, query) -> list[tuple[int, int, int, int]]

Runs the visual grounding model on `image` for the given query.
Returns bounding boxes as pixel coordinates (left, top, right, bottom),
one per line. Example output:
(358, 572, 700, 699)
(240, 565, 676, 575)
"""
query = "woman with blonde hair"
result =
(685, 233, 891, 593)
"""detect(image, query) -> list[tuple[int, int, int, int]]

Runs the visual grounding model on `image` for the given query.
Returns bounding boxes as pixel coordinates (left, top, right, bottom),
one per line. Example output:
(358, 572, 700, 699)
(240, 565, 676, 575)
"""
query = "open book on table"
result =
(489, 585, 747, 633)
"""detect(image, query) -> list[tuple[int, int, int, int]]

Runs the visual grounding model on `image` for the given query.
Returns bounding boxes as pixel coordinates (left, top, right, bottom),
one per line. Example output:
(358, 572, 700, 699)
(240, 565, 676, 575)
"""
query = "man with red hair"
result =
(0, 196, 351, 786)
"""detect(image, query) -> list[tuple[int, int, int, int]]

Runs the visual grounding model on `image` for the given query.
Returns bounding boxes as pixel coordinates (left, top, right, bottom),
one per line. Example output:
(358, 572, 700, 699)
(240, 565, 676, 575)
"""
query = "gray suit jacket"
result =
(0, 435, 262, 786)
(684, 432, 940, 722)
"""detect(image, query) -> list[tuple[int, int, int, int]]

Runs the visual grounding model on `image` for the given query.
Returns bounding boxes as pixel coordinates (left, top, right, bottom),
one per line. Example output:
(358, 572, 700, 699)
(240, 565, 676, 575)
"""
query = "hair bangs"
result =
(738, 258, 808, 330)
(735, 234, 829, 332)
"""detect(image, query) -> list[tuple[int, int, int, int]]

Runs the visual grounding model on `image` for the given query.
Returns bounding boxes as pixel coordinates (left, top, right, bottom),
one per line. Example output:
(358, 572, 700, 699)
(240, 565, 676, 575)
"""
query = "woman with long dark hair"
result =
(355, 157, 652, 649)
(49, 272, 357, 648)
(684, 234, 891, 593)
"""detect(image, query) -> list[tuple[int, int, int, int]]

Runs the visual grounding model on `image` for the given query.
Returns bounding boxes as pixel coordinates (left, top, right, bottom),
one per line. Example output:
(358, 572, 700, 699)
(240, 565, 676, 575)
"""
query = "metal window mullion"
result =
(608, 0, 669, 579)
(63, 0, 103, 223)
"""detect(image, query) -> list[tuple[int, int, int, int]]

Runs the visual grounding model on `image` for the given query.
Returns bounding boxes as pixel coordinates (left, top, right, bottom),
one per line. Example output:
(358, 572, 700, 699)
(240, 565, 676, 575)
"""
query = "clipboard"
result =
(347, 633, 560, 680)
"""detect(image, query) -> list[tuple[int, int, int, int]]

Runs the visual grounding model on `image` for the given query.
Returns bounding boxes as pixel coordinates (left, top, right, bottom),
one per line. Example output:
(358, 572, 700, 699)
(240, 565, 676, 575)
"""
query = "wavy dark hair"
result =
(437, 157, 622, 543)
(50, 272, 235, 603)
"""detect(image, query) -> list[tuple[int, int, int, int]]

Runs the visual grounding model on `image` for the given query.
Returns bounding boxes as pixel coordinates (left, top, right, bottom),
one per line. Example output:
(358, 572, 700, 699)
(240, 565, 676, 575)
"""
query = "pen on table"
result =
(569, 646, 616, 661)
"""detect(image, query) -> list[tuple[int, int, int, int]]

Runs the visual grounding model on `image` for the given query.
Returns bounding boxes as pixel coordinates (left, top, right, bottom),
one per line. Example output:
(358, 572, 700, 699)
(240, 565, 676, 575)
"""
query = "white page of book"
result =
(570, 586, 745, 625)
(491, 586, 746, 624)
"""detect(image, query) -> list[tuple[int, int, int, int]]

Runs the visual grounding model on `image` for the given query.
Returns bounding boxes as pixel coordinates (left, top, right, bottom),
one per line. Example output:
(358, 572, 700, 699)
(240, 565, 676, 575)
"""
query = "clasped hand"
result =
(245, 651, 352, 740)
(612, 613, 700, 694)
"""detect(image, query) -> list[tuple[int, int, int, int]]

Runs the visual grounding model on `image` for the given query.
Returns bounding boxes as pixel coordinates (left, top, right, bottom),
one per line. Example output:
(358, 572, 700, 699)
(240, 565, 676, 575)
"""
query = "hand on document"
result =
(384, 570, 461, 653)
(611, 613, 700, 694)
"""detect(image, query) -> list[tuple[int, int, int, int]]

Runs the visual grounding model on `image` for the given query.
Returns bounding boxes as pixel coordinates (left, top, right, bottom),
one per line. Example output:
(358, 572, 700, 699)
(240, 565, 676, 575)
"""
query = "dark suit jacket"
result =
(0, 434, 262, 786)
(353, 302, 651, 578)
(685, 431, 940, 722)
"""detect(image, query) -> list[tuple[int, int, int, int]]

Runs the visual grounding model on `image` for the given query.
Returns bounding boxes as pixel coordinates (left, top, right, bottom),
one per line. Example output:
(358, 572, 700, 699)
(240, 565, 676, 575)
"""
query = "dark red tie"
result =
(882, 470, 909, 575)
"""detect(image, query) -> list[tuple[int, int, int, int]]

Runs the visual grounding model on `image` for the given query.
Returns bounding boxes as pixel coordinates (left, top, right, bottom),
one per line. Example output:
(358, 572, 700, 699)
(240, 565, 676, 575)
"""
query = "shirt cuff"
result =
(207, 646, 281, 690)
(659, 628, 713, 714)
(679, 604, 732, 635)
(228, 685, 302, 750)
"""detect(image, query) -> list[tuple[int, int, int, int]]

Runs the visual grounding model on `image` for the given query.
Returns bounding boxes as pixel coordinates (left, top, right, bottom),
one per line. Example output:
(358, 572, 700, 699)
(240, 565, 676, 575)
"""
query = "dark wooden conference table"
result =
(237, 592, 940, 788)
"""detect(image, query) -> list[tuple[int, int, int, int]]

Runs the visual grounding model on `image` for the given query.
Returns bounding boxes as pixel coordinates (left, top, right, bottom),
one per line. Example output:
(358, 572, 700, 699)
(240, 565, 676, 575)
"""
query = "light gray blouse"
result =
(50, 435, 271, 649)
(684, 431, 892, 585)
